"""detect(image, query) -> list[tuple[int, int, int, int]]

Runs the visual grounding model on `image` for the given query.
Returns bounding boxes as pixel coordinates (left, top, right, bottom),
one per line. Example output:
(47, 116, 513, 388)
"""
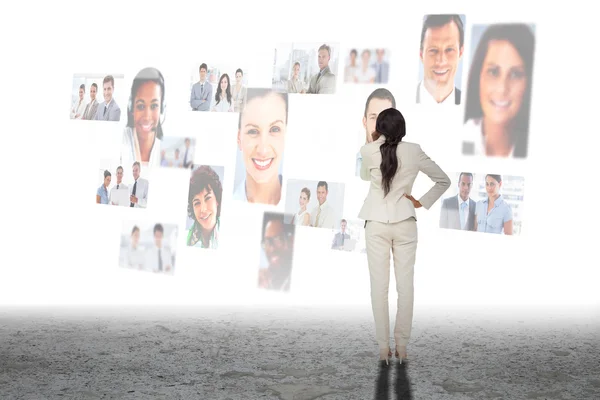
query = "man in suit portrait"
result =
(129, 161, 149, 209)
(94, 75, 121, 121)
(331, 219, 351, 250)
(356, 88, 397, 176)
(372, 49, 390, 84)
(190, 63, 212, 111)
(82, 83, 99, 120)
(307, 44, 336, 94)
(417, 14, 464, 105)
(439, 172, 476, 231)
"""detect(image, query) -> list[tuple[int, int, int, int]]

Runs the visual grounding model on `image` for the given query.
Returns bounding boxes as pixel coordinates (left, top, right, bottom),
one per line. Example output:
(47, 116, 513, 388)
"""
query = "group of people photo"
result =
(119, 222, 177, 275)
(96, 161, 149, 209)
(70, 74, 123, 121)
(189, 63, 248, 112)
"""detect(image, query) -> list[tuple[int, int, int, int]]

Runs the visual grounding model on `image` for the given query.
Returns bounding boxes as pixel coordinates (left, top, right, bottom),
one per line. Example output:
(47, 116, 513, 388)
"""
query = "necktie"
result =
(117, 184, 119, 189)
(341, 233, 345, 246)
(460, 202, 467, 229)
(158, 249, 163, 271)
(377, 64, 382, 83)
(183, 148, 188, 166)
(130, 180, 137, 207)
(315, 208, 321, 227)
(103, 106, 108, 117)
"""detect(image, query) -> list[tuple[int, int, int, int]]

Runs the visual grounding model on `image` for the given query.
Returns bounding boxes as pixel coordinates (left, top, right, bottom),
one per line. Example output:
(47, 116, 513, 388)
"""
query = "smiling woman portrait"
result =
(187, 165, 223, 249)
(462, 23, 535, 159)
(233, 88, 288, 205)
(121, 67, 166, 167)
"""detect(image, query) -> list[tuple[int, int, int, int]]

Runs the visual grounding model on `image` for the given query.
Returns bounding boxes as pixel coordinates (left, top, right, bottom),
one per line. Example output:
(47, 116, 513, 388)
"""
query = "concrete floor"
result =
(0, 305, 598, 399)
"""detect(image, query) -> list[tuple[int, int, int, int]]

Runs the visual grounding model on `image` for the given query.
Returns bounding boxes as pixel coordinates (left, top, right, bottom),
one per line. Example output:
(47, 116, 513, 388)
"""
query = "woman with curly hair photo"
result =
(186, 165, 223, 249)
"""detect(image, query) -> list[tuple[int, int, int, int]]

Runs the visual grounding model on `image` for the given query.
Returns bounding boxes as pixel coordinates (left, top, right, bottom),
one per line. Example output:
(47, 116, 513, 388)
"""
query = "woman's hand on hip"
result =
(404, 194, 422, 208)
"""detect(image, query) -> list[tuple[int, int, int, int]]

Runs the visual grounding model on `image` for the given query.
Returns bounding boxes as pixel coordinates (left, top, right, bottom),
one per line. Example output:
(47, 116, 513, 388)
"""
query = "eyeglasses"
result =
(262, 235, 284, 248)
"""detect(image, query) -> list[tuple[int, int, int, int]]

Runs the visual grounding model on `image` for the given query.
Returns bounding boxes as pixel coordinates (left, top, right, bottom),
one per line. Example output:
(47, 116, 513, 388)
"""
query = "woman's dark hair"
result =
(187, 165, 223, 223)
(79, 84, 85, 91)
(238, 89, 289, 130)
(300, 187, 311, 201)
(131, 225, 139, 235)
(485, 174, 502, 184)
(464, 24, 535, 157)
(103, 170, 111, 179)
(235, 68, 243, 76)
(376, 108, 406, 197)
(215, 73, 232, 105)
(127, 67, 165, 139)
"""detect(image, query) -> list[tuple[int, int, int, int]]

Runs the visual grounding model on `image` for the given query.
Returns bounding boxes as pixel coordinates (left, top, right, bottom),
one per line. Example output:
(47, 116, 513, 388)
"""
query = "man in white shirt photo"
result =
(144, 223, 173, 273)
(417, 14, 464, 105)
(311, 181, 335, 229)
(109, 166, 129, 206)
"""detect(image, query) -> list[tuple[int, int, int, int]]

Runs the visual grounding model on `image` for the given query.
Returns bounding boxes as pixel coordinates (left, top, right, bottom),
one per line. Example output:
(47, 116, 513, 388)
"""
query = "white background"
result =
(1, 0, 598, 308)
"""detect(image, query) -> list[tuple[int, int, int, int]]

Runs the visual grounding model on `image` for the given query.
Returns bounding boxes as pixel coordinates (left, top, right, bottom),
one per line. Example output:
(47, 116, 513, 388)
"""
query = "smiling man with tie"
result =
(129, 162, 149, 208)
(439, 172, 476, 231)
(94, 75, 121, 121)
(190, 63, 212, 111)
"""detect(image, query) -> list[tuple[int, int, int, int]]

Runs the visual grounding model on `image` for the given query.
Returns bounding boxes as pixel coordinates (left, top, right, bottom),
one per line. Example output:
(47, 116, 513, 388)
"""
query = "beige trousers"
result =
(365, 218, 418, 350)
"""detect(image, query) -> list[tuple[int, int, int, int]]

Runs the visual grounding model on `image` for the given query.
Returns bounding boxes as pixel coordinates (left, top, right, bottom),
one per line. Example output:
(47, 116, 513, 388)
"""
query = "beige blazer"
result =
(358, 137, 450, 223)
(307, 66, 336, 94)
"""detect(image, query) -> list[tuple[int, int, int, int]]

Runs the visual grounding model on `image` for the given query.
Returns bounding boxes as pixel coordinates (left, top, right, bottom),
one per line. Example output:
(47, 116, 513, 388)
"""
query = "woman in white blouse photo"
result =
(121, 67, 166, 167)
(232, 68, 247, 113)
(211, 73, 233, 112)
(233, 89, 288, 205)
(287, 62, 305, 94)
(70, 84, 87, 119)
(290, 187, 311, 226)
(353, 49, 376, 84)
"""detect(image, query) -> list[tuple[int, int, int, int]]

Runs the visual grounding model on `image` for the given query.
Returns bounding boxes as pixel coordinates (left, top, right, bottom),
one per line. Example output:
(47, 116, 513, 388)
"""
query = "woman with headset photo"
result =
(121, 67, 166, 167)
(359, 108, 450, 365)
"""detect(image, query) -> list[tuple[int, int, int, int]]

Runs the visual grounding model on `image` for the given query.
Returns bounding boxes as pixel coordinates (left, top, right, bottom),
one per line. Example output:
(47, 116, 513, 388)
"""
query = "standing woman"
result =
(121, 67, 166, 167)
(359, 108, 450, 364)
(474, 174, 513, 235)
(232, 68, 247, 113)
